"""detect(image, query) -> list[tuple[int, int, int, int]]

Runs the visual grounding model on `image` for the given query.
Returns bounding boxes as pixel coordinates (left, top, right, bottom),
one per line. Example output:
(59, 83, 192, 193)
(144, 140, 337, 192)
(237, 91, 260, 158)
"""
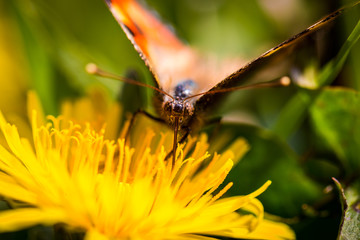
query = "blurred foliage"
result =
(311, 88, 360, 174)
(1, 0, 360, 239)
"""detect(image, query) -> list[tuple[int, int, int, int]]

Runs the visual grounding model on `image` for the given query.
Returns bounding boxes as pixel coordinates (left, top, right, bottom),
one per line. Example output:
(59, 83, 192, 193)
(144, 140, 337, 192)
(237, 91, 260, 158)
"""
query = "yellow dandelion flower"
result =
(0, 108, 294, 240)
(0, 90, 295, 239)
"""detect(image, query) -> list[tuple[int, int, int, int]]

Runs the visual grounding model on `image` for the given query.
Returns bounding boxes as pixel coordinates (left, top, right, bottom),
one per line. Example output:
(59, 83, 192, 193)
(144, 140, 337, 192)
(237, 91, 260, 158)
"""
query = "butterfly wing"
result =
(194, 1, 360, 113)
(105, 0, 202, 93)
(106, 0, 359, 120)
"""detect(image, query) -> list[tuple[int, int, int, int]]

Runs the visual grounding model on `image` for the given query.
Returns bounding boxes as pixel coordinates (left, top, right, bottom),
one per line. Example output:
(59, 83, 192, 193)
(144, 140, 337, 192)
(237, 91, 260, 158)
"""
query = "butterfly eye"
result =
(163, 101, 172, 114)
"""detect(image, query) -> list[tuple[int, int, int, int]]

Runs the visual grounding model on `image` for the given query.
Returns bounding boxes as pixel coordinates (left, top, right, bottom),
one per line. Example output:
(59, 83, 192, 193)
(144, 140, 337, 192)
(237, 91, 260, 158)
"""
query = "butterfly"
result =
(88, 0, 360, 164)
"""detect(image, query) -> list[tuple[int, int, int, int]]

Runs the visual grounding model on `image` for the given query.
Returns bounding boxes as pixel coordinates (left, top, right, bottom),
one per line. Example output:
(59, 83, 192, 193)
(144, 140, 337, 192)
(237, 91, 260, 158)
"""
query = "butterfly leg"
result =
(125, 109, 165, 144)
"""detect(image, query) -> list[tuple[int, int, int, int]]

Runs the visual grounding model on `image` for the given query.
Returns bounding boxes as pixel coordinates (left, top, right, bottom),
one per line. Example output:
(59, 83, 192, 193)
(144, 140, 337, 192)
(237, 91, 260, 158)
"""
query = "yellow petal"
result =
(244, 218, 296, 240)
(0, 173, 36, 204)
(0, 208, 66, 232)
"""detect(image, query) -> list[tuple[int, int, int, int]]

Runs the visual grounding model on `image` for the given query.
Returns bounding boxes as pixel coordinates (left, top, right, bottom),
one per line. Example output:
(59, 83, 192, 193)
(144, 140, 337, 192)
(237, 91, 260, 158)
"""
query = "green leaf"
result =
(310, 88, 360, 172)
(334, 179, 360, 240)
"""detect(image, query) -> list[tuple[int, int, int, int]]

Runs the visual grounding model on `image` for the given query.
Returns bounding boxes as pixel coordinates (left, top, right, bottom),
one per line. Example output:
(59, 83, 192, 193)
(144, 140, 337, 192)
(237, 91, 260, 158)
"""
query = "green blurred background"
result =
(1, 0, 360, 239)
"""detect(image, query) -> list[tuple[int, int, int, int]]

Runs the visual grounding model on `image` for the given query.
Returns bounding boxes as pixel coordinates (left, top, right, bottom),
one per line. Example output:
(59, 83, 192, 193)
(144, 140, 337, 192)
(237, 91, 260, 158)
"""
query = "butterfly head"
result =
(162, 79, 198, 124)
(163, 97, 194, 124)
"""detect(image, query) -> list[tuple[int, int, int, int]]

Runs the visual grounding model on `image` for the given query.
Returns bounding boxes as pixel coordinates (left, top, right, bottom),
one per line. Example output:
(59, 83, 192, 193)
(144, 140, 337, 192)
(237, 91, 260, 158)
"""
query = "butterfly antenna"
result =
(184, 76, 291, 101)
(86, 63, 174, 99)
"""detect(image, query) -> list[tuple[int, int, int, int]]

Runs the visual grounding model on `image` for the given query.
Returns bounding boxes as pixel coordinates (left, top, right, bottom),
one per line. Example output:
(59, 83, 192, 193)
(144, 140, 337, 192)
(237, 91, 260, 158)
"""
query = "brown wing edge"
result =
(104, 0, 162, 90)
(194, 0, 360, 114)
(104, 0, 111, 7)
